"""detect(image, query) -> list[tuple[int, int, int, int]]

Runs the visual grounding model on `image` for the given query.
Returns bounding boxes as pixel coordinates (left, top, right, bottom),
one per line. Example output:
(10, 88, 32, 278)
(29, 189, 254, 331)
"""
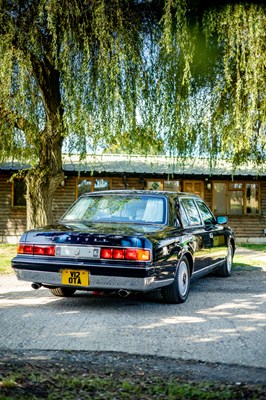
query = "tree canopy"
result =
(0, 0, 265, 227)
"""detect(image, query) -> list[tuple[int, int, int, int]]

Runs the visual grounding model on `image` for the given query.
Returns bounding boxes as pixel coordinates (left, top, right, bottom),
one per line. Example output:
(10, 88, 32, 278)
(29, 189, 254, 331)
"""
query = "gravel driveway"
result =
(0, 266, 265, 385)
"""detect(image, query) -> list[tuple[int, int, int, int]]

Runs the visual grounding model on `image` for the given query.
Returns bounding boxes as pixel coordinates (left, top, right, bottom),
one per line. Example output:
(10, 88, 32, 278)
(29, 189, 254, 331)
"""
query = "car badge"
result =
(74, 248, 80, 256)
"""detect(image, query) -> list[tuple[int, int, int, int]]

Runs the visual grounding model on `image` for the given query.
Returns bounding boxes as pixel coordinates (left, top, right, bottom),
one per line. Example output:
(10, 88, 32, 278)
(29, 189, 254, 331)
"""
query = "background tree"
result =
(0, 0, 265, 229)
(0, 0, 157, 228)
(160, 0, 266, 163)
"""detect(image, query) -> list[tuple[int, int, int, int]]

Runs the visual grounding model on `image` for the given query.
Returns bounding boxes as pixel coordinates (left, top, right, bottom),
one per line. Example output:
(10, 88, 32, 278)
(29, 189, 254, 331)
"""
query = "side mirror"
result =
(216, 216, 228, 225)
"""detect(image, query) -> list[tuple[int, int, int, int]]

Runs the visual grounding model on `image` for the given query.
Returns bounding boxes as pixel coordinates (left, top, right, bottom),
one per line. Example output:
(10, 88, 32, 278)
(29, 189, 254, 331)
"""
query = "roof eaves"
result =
(1, 155, 265, 176)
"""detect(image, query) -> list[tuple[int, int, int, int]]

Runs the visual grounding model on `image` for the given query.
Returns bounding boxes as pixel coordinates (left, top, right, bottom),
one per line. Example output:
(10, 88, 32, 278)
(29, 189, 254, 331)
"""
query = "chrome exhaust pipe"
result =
(31, 283, 42, 290)
(118, 289, 131, 298)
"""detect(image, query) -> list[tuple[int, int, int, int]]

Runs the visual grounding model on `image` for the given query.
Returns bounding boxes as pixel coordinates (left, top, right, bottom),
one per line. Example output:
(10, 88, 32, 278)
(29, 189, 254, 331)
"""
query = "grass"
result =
(0, 362, 265, 400)
(234, 243, 266, 268)
(238, 243, 266, 252)
(0, 244, 17, 274)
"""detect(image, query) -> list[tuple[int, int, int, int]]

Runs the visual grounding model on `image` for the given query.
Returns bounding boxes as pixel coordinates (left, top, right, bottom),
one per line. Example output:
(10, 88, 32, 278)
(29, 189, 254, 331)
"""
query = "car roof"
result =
(81, 190, 201, 199)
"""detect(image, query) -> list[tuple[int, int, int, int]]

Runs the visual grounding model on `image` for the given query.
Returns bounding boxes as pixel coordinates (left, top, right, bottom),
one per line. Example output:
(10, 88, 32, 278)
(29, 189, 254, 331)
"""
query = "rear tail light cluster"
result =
(17, 244, 55, 256)
(17, 244, 150, 261)
(100, 247, 150, 261)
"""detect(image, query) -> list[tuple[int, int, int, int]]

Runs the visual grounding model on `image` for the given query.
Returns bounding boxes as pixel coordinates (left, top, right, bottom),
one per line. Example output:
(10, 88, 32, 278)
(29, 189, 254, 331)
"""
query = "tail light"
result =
(17, 244, 150, 261)
(100, 247, 150, 261)
(17, 244, 55, 256)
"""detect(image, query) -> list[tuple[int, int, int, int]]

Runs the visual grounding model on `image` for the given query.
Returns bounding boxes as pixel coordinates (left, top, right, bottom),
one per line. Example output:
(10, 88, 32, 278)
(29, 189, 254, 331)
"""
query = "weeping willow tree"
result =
(0, 0, 265, 229)
(159, 0, 266, 163)
(0, 0, 157, 228)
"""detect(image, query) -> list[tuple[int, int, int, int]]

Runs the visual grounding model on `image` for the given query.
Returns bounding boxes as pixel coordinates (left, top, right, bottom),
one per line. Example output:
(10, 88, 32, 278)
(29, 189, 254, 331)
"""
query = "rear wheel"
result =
(216, 244, 233, 277)
(49, 287, 76, 297)
(161, 257, 190, 304)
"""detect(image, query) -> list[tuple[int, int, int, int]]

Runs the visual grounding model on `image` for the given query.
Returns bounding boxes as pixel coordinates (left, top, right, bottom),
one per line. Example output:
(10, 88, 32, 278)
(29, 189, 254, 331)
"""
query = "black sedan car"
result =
(12, 190, 235, 304)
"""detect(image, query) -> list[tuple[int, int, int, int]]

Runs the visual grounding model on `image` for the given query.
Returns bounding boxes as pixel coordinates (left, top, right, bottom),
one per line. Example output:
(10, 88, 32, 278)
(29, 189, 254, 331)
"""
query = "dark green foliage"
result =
(1, 0, 265, 163)
(0, 1, 265, 227)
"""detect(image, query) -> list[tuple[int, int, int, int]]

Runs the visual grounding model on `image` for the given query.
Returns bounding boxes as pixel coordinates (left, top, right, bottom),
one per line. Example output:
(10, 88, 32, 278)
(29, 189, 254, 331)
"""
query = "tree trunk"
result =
(25, 55, 65, 230)
(25, 132, 64, 230)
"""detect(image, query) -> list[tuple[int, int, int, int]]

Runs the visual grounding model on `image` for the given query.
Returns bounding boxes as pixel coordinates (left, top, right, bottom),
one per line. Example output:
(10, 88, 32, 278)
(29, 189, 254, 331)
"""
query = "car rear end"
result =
(12, 228, 158, 294)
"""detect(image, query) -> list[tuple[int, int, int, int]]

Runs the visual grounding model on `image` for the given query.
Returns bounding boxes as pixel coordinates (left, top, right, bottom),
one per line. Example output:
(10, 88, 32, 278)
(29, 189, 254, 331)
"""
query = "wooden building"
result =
(1, 154, 266, 243)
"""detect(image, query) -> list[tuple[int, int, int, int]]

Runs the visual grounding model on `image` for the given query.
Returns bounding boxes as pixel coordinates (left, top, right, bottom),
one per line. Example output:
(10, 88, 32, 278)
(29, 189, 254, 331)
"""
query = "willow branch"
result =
(0, 102, 38, 142)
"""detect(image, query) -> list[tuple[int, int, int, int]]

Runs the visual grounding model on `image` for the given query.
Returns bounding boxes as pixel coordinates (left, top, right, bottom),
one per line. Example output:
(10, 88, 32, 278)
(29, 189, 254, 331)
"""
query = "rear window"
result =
(62, 195, 167, 225)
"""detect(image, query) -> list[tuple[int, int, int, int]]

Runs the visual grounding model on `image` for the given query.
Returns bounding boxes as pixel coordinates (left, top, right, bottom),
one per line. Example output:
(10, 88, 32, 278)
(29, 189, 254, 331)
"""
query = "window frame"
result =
(195, 199, 216, 225)
(245, 182, 260, 215)
(76, 177, 112, 198)
(12, 179, 27, 208)
(146, 179, 180, 192)
(212, 180, 260, 216)
(180, 198, 203, 227)
(183, 180, 204, 198)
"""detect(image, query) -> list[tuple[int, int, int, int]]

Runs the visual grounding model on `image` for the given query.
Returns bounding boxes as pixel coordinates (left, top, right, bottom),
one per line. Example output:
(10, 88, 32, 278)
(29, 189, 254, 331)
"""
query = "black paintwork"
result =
(12, 190, 235, 290)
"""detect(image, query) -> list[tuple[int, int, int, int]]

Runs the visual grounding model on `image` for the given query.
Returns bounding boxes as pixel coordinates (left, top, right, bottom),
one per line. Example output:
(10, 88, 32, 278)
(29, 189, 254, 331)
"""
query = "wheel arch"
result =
(229, 236, 236, 256)
(179, 251, 194, 277)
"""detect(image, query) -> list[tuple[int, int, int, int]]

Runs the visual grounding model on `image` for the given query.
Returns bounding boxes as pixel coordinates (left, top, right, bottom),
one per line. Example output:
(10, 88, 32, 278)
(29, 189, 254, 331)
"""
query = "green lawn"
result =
(238, 243, 266, 252)
(234, 243, 266, 268)
(0, 244, 17, 274)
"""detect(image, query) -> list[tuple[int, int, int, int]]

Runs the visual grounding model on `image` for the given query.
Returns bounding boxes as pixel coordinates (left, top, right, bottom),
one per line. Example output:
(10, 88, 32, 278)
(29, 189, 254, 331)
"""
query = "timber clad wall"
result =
(1, 171, 266, 243)
(125, 177, 142, 190)
(261, 182, 266, 215)
(111, 176, 125, 190)
(0, 173, 26, 242)
(203, 188, 212, 208)
(229, 215, 266, 238)
(52, 176, 76, 222)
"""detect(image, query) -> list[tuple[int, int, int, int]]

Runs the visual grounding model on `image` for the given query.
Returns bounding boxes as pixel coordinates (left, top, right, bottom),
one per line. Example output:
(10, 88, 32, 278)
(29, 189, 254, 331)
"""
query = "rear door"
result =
(179, 198, 213, 272)
(195, 199, 227, 265)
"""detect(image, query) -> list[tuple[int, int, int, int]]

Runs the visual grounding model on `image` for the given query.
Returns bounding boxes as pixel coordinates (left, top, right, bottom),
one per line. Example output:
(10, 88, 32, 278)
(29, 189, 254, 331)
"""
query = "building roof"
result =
(1, 154, 265, 177)
(55, 154, 266, 177)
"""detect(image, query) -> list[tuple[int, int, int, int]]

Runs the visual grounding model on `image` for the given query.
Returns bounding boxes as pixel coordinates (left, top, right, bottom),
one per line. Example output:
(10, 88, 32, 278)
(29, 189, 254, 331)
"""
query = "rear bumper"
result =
(13, 268, 174, 292)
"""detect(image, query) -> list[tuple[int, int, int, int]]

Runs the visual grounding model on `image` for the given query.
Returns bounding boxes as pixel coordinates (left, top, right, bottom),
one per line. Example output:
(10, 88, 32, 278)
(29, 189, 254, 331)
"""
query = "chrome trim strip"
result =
(191, 260, 223, 277)
(13, 269, 174, 292)
(13, 257, 154, 270)
(13, 258, 154, 270)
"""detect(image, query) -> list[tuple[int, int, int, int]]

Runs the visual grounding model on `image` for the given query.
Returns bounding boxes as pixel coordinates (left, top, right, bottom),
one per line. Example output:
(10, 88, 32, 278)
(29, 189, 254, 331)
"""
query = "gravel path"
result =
(0, 269, 266, 381)
(0, 266, 265, 386)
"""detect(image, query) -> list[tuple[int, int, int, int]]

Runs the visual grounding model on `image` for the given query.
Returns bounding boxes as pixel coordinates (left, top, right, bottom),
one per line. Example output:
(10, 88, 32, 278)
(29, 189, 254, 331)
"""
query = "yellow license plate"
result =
(62, 270, 89, 286)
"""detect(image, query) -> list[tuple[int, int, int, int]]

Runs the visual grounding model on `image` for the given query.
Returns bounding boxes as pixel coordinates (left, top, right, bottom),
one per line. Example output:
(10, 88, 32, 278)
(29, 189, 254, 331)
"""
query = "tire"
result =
(216, 244, 233, 277)
(49, 287, 76, 297)
(161, 256, 190, 304)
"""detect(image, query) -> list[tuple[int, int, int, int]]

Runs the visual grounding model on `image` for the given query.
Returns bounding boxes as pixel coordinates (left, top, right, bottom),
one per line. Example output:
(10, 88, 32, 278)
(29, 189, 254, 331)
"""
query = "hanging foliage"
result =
(0, 0, 265, 228)
(159, 0, 266, 164)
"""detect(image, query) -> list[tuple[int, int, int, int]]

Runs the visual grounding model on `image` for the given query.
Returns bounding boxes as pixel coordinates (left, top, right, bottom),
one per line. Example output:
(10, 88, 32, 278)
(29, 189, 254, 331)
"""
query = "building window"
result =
(146, 180, 180, 191)
(246, 183, 259, 215)
(13, 180, 26, 207)
(183, 181, 204, 198)
(163, 180, 180, 192)
(147, 180, 163, 191)
(77, 178, 111, 198)
(228, 182, 244, 215)
(213, 181, 259, 215)
(213, 182, 227, 214)
(94, 178, 110, 192)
